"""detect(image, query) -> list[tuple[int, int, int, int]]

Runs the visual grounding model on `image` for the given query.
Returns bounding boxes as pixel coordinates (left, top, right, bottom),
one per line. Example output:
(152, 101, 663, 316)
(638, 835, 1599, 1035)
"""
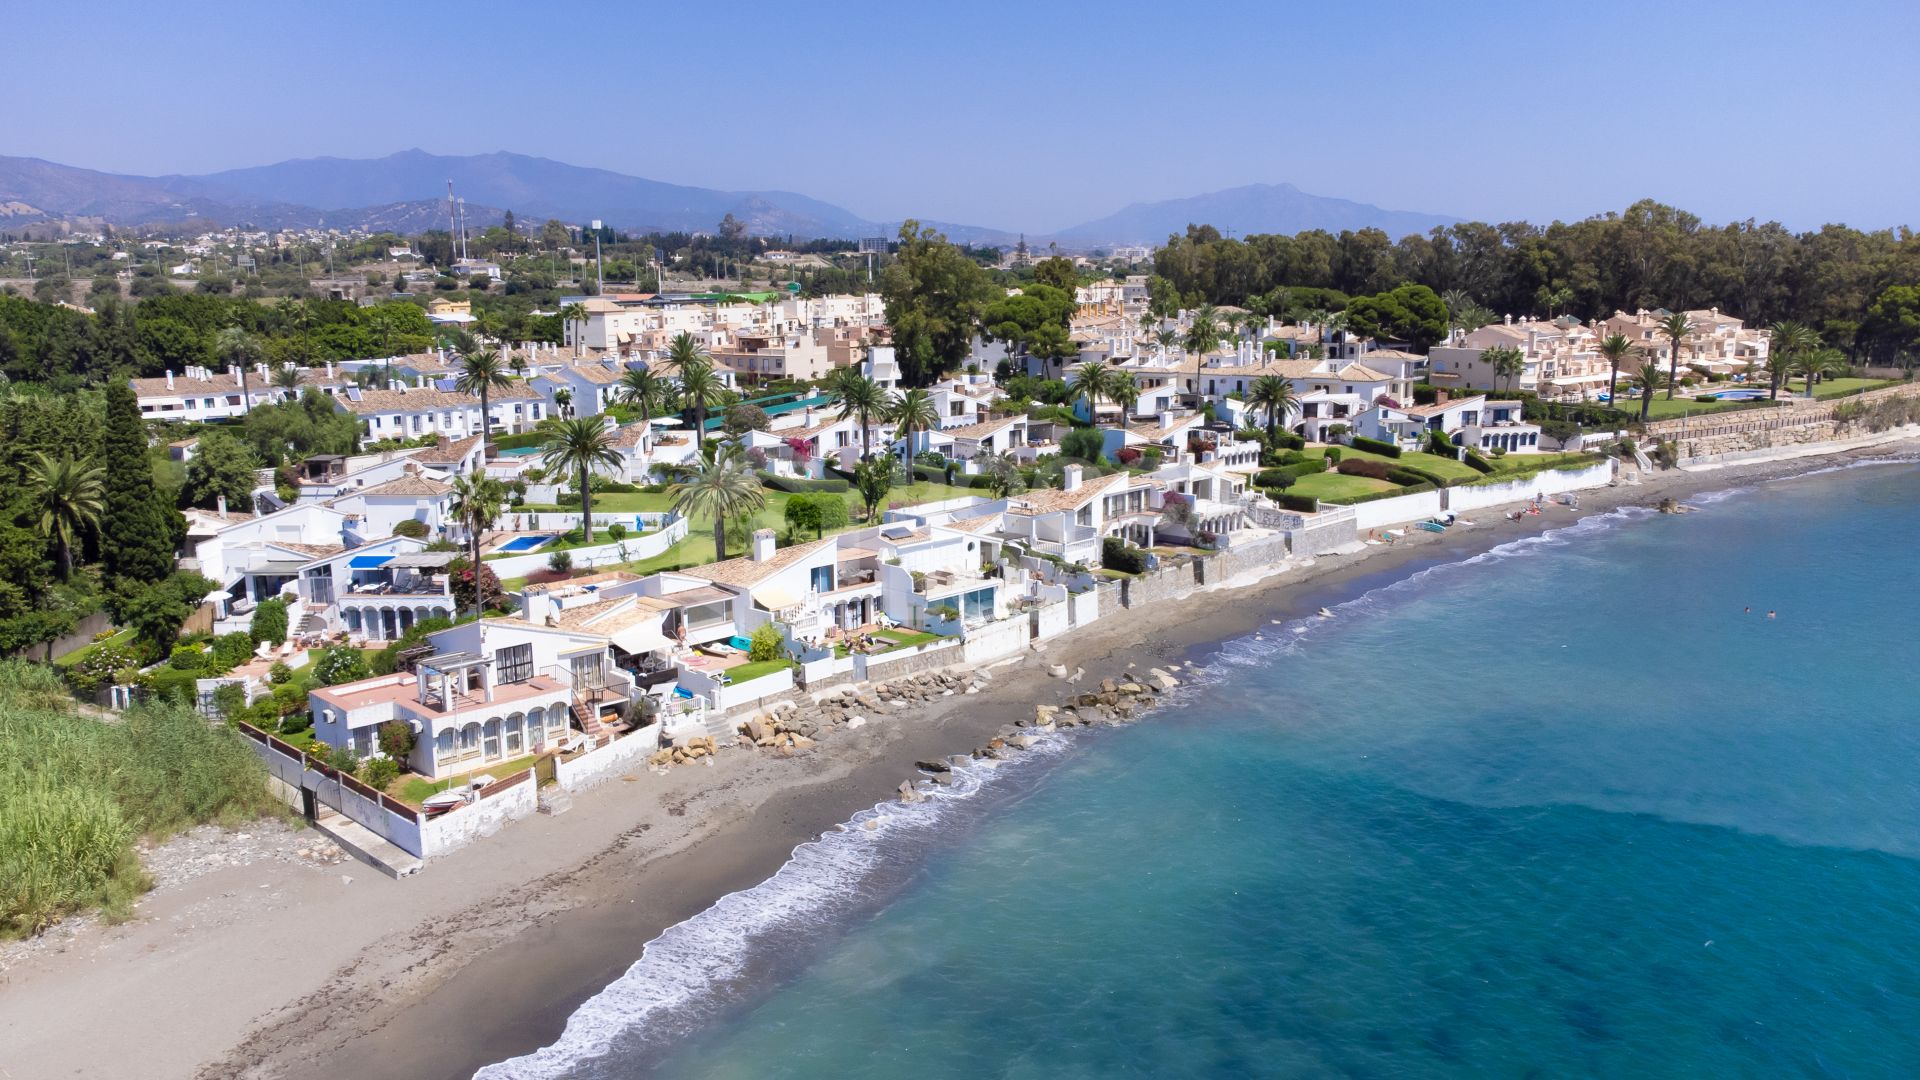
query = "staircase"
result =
(295, 603, 329, 636)
(1632, 445, 1655, 473)
(569, 698, 606, 738)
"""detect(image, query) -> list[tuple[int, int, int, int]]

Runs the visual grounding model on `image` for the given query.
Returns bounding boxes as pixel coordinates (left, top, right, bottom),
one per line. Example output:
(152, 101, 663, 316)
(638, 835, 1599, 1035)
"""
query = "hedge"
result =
(1349, 435, 1401, 458)
(755, 471, 851, 493)
(1274, 493, 1320, 513)
(1386, 464, 1452, 488)
(1323, 480, 1436, 505)
(1336, 458, 1394, 480)
(1253, 460, 1327, 487)
(1101, 536, 1147, 574)
(912, 464, 991, 489)
(1461, 448, 1496, 474)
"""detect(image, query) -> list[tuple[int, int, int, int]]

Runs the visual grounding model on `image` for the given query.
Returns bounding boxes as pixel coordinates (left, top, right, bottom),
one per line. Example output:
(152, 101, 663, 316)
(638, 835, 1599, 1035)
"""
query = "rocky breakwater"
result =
(895, 664, 1188, 805)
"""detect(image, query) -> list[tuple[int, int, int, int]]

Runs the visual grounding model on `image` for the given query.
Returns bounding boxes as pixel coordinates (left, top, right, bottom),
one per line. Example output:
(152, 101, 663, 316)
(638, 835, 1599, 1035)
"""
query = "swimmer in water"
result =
(1743, 606, 1750, 614)
(1767, 610, 1776, 619)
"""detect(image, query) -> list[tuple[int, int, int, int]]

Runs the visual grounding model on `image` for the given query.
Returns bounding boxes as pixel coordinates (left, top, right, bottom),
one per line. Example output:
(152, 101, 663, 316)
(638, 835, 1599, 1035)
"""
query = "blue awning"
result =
(348, 555, 393, 569)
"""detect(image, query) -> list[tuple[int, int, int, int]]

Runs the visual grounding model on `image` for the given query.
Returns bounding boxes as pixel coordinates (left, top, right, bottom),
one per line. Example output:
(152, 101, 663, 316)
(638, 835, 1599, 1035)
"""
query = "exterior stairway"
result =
(570, 697, 606, 738)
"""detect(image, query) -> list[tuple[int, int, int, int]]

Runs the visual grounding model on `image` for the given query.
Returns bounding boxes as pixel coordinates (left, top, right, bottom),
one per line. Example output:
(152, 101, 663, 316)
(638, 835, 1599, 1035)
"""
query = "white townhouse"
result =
(531, 359, 631, 418)
(333, 382, 548, 441)
(1358, 393, 1543, 454)
(293, 538, 457, 641)
(132, 363, 351, 421)
(325, 472, 454, 542)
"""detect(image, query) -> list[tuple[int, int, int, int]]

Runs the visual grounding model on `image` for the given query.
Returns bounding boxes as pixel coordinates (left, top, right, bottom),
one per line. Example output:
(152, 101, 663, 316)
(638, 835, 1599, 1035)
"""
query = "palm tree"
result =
(277, 297, 312, 363)
(1183, 306, 1221, 403)
(27, 452, 103, 579)
(829, 371, 887, 460)
(1069, 360, 1115, 422)
(540, 417, 623, 543)
(449, 472, 506, 614)
(664, 332, 725, 451)
(454, 345, 514, 460)
(1484, 344, 1526, 393)
(1658, 312, 1694, 401)
(1153, 324, 1182, 355)
(214, 326, 264, 414)
(1109, 371, 1140, 421)
(271, 364, 303, 401)
(1440, 289, 1473, 327)
(616, 366, 674, 428)
(978, 451, 1024, 499)
(1597, 333, 1635, 406)
(1632, 365, 1666, 422)
(668, 442, 765, 561)
(890, 387, 938, 467)
(559, 302, 588, 356)
(1795, 347, 1846, 397)
(1246, 375, 1299, 443)
(1767, 321, 1820, 401)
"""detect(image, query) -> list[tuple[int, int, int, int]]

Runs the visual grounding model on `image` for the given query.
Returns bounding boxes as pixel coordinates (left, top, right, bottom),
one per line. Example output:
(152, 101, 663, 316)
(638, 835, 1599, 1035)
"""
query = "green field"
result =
(1288, 472, 1398, 501)
(395, 754, 539, 805)
(1810, 378, 1899, 399)
(1610, 393, 1783, 421)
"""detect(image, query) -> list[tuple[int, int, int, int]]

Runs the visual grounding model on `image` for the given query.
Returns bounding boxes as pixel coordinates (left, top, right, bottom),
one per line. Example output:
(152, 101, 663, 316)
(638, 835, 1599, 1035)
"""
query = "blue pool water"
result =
(483, 457, 1920, 1079)
(1702, 389, 1767, 400)
(496, 534, 558, 553)
(498, 446, 543, 457)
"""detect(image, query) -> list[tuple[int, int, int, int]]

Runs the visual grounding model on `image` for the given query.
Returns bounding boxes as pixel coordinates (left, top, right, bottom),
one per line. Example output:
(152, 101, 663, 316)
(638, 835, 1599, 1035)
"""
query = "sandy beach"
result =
(3, 434, 1915, 1080)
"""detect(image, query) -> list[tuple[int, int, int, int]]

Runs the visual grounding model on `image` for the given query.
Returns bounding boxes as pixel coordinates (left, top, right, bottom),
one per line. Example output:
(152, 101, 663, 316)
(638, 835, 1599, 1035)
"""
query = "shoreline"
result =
(2, 434, 1915, 1080)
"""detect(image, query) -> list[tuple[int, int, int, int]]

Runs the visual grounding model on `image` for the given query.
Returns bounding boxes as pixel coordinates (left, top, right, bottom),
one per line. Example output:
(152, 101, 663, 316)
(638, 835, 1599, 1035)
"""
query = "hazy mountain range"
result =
(0, 149, 1459, 248)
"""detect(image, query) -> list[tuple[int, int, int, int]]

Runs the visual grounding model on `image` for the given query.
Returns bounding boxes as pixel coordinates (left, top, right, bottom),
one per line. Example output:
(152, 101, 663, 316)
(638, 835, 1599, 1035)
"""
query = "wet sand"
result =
(2, 435, 1913, 1080)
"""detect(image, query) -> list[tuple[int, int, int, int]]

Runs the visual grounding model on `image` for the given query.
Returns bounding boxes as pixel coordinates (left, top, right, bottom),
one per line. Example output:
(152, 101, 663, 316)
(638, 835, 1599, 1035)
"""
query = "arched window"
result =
(483, 718, 501, 759)
(435, 728, 455, 761)
(459, 722, 481, 751)
(527, 707, 546, 751)
(505, 714, 524, 754)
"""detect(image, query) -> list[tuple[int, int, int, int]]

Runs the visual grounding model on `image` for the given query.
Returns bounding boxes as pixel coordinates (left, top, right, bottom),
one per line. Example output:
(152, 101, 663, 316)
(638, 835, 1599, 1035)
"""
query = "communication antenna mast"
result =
(447, 180, 458, 264)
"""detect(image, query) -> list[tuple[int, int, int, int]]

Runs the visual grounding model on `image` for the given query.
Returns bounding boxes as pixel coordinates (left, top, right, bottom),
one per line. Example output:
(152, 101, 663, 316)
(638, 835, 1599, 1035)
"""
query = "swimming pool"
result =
(496, 446, 542, 457)
(1698, 389, 1767, 401)
(496, 534, 559, 553)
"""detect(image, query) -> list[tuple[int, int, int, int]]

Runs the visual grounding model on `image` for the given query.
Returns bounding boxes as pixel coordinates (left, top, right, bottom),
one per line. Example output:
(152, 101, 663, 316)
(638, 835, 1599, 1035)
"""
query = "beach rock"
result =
(931, 773, 952, 786)
(947, 754, 971, 770)
(1100, 678, 1118, 694)
(791, 735, 816, 751)
(898, 780, 924, 804)
(845, 716, 867, 730)
(1148, 669, 1180, 690)
(747, 717, 772, 742)
(916, 759, 951, 774)
(1119, 682, 1145, 696)
(1076, 693, 1100, 708)
(1035, 705, 1058, 725)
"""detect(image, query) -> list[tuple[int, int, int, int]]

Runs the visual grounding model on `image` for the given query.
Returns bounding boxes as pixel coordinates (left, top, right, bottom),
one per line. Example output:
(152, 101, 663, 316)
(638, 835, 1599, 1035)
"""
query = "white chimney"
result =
(326, 361, 335, 378)
(232, 364, 242, 386)
(1157, 409, 1173, 431)
(1063, 464, 1083, 492)
(165, 370, 174, 390)
(216, 494, 227, 516)
(750, 528, 777, 562)
(523, 586, 553, 626)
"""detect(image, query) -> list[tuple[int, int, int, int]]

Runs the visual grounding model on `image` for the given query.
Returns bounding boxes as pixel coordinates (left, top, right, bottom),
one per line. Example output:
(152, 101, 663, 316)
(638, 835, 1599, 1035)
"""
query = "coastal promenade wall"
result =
(1648, 382, 1920, 463)
(1445, 461, 1615, 514)
(553, 723, 662, 792)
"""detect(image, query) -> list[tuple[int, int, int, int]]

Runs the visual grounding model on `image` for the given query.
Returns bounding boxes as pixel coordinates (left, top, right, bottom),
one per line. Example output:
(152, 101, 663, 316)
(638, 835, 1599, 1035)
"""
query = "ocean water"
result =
(483, 459, 1920, 1079)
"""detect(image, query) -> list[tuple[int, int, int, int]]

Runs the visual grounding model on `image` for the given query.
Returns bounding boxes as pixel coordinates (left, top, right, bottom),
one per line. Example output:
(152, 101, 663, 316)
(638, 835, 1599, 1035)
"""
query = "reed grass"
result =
(0, 661, 280, 937)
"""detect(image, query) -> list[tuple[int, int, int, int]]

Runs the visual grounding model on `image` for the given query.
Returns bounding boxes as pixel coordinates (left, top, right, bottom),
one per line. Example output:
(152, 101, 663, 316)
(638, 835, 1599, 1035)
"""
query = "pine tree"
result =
(99, 381, 174, 584)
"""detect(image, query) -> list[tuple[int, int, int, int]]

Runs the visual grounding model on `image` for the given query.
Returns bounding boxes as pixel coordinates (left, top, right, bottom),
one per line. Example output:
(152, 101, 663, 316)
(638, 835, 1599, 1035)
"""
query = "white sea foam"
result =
(474, 734, 1074, 1079)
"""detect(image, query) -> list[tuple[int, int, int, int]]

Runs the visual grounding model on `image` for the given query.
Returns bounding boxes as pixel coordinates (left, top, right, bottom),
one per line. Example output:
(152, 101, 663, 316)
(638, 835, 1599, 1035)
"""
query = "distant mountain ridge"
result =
(1054, 182, 1459, 245)
(0, 151, 1458, 247)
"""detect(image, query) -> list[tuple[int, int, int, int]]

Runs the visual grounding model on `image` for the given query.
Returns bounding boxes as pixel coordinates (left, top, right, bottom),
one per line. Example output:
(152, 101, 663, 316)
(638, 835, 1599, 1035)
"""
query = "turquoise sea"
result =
(483, 459, 1920, 1079)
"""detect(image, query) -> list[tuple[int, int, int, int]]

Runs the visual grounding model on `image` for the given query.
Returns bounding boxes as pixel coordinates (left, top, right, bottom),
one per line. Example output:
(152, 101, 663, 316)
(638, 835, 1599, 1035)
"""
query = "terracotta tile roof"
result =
(1007, 472, 1126, 515)
(409, 435, 480, 465)
(273, 542, 344, 557)
(943, 416, 1022, 442)
(679, 536, 836, 588)
(1333, 363, 1394, 382)
(1127, 414, 1201, 442)
(557, 362, 626, 385)
(334, 383, 539, 414)
(942, 514, 1004, 534)
(358, 475, 452, 497)
(609, 422, 651, 449)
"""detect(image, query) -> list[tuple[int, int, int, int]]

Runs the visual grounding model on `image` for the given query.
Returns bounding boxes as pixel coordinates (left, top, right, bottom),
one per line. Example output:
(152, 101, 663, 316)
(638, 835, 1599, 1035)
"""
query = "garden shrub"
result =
(754, 471, 850, 493)
(1101, 536, 1147, 574)
(1276, 493, 1319, 513)
(361, 757, 400, 791)
(211, 632, 256, 672)
(378, 720, 416, 761)
(1324, 446, 1343, 464)
(1349, 435, 1402, 458)
(1337, 458, 1395, 480)
(391, 519, 429, 538)
(169, 645, 207, 672)
(747, 623, 785, 662)
(249, 598, 288, 646)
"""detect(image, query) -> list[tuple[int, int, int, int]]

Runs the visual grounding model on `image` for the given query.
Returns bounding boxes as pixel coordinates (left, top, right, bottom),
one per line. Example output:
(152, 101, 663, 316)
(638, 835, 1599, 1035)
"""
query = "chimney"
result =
(1436, 390, 1450, 404)
(232, 364, 242, 386)
(165, 370, 174, 390)
(1504, 314, 1512, 326)
(750, 528, 777, 563)
(326, 361, 335, 378)
(1063, 464, 1083, 492)
(216, 494, 227, 516)
(1157, 409, 1172, 430)
(523, 586, 553, 626)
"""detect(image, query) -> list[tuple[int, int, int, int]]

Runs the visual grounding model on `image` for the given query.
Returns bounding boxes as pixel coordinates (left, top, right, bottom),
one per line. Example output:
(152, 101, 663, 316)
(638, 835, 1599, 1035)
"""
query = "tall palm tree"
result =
(1484, 345, 1526, 393)
(668, 442, 765, 561)
(616, 366, 674, 428)
(1632, 365, 1666, 422)
(277, 297, 312, 363)
(1766, 321, 1820, 401)
(1795, 347, 1846, 397)
(1597, 332, 1635, 406)
(1184, 306, 1221, 403)
(664, 332, 725, 450)
(890, 387, 938, 467)
(1109, 371, 1140, 421)
(559, 302, 588, 356)
(271, 364, 303, 401)
(1658, 312, 1694, 401)
(454, 345, 514, 460)
(829, 371, 887, 460)
(449, 472, 506, 614)
(540, 417, 623, 543)
(1154, 324, 1182, 356)
(1069, 360, 1115, 422)
(214, 326, 264, 414)
(27, 452, 103, 579)
(1246, 375, 1299, 444)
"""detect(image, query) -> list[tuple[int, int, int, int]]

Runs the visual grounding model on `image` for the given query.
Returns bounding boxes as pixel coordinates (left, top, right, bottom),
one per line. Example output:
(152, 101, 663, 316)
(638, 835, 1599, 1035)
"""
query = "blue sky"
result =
(6, 0, 1915, 232)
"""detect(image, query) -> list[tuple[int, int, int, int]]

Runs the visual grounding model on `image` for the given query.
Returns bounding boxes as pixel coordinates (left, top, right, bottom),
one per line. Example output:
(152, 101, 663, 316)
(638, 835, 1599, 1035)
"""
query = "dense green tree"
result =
(665, 332, 725, 450)
(668, 442, 765, 561)
(1343, 284, 1450, 350)
(852, 454, 897, 522)
(26, 452, 104, 579)
(783, 491, 848, 539)
(826, 369, 887, 461)
(1031, 256, 1079, 293)
(540, 417, 622, 542)
(99, 382, 175, 585)
(179, 432, 260, 512)
(1860, 285, 1920, 363)
(982, 283, 1075, 365)
(889, 388, 938, 467)
(722, 403, 771, 436)
(880, 221, 996, 386)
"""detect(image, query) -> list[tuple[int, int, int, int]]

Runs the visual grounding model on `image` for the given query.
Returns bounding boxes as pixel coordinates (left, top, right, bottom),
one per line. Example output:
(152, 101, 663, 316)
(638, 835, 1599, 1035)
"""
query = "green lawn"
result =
(1610, 393, 1783, 421)
(723, 659, 796, 685)
(395, 754, 540, 805)
(52, 628, 134, 668)
(1810, 378, 1899, 399)
(1289, 472, 1397, 501)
